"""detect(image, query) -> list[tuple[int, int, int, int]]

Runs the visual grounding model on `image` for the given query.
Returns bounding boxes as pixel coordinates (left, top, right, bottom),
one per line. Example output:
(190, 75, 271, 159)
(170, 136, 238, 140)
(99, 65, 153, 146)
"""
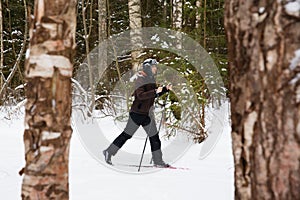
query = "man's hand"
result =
(156, 87, 163, 93)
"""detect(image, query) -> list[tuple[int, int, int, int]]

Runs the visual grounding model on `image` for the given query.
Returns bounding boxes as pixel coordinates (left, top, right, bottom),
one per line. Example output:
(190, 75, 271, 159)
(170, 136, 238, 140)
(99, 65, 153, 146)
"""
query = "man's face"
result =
(151, 65, 157, 75)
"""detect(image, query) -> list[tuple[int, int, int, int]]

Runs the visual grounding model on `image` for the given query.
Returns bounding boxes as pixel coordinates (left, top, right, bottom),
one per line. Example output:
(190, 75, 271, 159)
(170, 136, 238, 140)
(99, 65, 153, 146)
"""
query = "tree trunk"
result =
(162, 0, 168, 26)
(0, 0, 3, 91)
(172, 0, 182, 49)
(98, 0, 107, 42)
(21, 0, 76, 199)
(225, 0, 300, 199)
(82, 0, 95, 113)
(172, 0, 182, 30)
(0, 0, 28, 102)
(128, 0, 142, 71)
(98, 0, 107, 78)
(195, 0, 202, 29)
(203, 0, 207, 49)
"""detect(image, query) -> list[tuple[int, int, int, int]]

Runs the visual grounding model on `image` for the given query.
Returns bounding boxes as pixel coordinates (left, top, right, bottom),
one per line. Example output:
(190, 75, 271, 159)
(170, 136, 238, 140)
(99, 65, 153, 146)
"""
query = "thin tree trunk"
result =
(6, 0, 16, 59)
(172, 0, 182, 30)
(172, 0, 182, 49)
(0, 0, 28, 100)
(82, 0, 95, 113)
(225, 0, 300, 199)
(162, 0, 167, 26)
(0, 0, 3, 91)
(128, 0, 142, 71)
(5, 0, 24, 81)
(203, 0, 207, 49)
(218, 0, 221, 26)
(195, 0, 202, 29)
(98, 0, 107, 78)
(21, 0, 76, 199)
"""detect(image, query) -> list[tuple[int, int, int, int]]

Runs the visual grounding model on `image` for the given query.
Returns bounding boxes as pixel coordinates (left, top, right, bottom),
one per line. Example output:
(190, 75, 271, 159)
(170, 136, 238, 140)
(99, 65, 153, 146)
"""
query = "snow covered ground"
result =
(0, 105, 234, 200)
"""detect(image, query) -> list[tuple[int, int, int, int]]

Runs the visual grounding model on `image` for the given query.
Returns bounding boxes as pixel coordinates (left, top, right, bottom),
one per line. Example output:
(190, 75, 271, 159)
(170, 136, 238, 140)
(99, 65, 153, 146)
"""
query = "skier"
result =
(103, 58, 172, 167)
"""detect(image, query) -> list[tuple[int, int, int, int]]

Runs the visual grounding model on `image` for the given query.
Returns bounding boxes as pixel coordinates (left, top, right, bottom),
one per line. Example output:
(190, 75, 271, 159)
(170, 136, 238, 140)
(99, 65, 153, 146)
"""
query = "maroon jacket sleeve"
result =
(135, 86, 156, 100)
(156, 86, 169, 97)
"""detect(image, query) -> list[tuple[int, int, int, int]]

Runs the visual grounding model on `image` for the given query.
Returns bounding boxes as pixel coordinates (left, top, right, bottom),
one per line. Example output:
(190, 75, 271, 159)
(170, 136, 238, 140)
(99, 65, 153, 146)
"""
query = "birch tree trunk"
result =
(195, 0, 202, 29)
(0, 0, 3, 91)
(98, 0, 107, 77)
(172, 0, 182, 49)
(225, 0, 300, 199)
(21, 0, 76, 199)
(162, 0, 167, 26)
(172, 0, 182, 30)
(203, 0, 207, 49)
(82, 0, 95, 113)
(128, 0, 142, 71)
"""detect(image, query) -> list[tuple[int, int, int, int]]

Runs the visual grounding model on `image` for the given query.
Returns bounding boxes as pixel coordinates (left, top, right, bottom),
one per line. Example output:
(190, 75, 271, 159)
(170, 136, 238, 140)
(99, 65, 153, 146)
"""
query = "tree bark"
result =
(172, 0, 182, 49)
(128, 0, 142, 71)
(225, 0, 300, 199)
(195, 0, 202, 29)
(21, 0, 76, 199)
(172, 0, 182, 30)
(82, 0, 95, 113)
(98, 0, 107, 77)
(203, 0, 207, 49)
(0, 0, 3, 91)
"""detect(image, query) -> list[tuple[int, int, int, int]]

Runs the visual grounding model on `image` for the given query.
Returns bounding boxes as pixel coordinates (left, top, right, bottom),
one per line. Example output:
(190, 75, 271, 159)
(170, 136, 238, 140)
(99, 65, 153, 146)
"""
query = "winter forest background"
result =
(0, 0, 227, 105)
(1, 0, 226, 141)
(1, 0, 300, 199)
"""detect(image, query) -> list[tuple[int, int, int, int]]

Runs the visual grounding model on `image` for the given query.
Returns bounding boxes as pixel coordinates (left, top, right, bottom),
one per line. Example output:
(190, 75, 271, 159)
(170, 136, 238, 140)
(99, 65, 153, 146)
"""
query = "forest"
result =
(1, 0, 300, 199)
(1, 0, 227, 141)
(0, 0, 227, 103)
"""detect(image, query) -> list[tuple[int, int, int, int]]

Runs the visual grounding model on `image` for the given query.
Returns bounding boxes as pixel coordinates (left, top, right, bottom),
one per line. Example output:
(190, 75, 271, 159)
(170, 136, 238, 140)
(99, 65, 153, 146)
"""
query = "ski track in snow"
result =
(0, 105, 234, 200)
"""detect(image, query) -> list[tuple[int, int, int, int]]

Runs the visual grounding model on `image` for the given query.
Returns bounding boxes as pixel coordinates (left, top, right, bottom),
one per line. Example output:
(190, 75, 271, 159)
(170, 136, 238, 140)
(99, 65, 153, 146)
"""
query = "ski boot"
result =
(103, 149, 113, 165)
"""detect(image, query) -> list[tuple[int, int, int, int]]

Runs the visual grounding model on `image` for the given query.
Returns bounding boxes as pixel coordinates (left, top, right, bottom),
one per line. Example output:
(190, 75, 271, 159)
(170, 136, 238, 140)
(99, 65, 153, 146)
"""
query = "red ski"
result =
(115, 163, 189, 170)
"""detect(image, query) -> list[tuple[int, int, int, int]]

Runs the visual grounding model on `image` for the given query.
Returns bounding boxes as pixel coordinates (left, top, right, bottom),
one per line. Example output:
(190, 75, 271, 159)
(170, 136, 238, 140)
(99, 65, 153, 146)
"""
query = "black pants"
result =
(107, 112, 161, 155)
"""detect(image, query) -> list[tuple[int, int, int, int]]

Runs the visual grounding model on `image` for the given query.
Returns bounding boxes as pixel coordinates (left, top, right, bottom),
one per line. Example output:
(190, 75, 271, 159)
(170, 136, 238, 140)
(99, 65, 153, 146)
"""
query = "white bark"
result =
(21, 0, 76, 198)
(172, 0, 183, 49)
(172, 0, 183, 30)
(82, 0, 95, 113)
(195, 0, 202, 29)
(27, 54, 73, 77)
(98, 0, 107, 78)
(128, 0, 142, 71)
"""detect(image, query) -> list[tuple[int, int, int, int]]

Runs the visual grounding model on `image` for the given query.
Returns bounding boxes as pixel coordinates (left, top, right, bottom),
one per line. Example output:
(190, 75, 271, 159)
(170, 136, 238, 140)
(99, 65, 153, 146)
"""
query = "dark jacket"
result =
(130, 71, 168, 115)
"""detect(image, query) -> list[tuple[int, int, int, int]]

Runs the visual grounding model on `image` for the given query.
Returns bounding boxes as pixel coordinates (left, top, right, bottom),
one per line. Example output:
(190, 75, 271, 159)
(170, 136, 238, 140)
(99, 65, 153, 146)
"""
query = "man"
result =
(103, 58, 172, 167)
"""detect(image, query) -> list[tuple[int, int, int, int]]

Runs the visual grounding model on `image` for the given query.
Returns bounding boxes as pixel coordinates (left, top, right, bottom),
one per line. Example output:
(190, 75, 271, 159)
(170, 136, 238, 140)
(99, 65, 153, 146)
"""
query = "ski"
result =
(115, 163, 189, 170)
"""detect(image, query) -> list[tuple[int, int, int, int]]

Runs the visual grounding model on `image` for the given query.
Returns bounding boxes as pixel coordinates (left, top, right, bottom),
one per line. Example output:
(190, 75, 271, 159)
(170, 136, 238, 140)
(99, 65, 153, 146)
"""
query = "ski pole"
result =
(138, 91, 169, 172)
(138, 135, 148, 172)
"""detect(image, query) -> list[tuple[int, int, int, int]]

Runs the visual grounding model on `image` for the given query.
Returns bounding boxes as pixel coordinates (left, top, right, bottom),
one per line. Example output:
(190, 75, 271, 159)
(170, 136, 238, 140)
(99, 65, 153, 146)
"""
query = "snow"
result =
(11, 30, 22, 36)
(290, 49, 300, 71)
(259, 7, 265, 14)
(289, 73, 300, 85)
(0, 105, 234, 199)
(15, 84, 25, 90)
(25, 49, 30, 59)
(151, 34, 160, 42)
(284, 1, 300, 13)
(161, 41, 169, 49)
